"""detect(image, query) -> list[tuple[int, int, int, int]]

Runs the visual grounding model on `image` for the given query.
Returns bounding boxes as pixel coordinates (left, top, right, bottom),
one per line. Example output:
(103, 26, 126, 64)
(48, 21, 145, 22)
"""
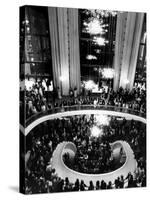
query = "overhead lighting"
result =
(85, 9, 118, 18)
(86, 54, 97, 60)
(85, 18, 105, 35)
(95, 114, 110, 126)
(90, 126, 103, 138)
(25, 19, 29, 25)
(93, 36, 108, 46)
(102, 68, 114, 79)
(84, 80, 96, 90)
(26, 27, 30, 33)
(95, 49, 101, 53)
(83, 21, 88, 26)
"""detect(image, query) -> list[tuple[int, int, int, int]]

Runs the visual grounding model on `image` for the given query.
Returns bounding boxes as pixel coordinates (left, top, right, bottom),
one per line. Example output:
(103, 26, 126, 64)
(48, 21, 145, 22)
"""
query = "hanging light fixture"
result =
(102, 68, 114, 79)
(86, 54, 97, 60)
(85, 9, 117, 18)
(93, 36, 108, 46)
(84, 80, 96, 90)
(94, 114, 110, 126)
(85, 18, 105, 35)
(90, 126, 103, 138)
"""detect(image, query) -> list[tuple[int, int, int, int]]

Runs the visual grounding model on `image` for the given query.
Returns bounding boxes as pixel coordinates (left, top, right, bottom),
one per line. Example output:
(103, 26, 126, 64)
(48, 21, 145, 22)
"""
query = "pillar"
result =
(127, 13, 144, 90)
(68, 8, 81, 93)
(113, 12, 128, 91)
(113, 12, 144, 91)
(48, 7, 81, 96)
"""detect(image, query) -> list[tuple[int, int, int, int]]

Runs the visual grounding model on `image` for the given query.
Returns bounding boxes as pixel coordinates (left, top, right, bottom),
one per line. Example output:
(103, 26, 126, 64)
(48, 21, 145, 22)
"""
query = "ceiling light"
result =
(84, 80, 96, 90)
(102, 68, 114, 79)
(90, 126, 103, 138)
(59, 76, 66, 82)
(94, 37, 106, 46)
(86, 55, 97, 60)
(85, 18, 104, 35)
(95, 114, 110, 126)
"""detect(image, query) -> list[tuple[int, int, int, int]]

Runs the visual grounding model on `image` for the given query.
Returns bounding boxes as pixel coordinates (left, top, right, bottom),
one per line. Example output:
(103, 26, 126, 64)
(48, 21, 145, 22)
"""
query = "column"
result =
(127, 13, 144, 90)
(113, 12, 144, 91)
(48, 7, 61, 90)
(57, 8, 70, 96)
(68, 8, 81, 94)
(113, 12, 128, 91)
(119, 12, 137, 89)
(48, 7, 81, 96)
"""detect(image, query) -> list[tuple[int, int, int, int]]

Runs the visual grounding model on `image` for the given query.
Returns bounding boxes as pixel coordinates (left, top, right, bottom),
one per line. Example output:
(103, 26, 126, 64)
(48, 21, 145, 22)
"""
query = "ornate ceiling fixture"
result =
(93, 36, 108, 46)
(102, 68, 114, 79)
(84, 18, 104, 35)
(94, 114, 110, 126)
(90, 126, 103, 138)
(94, 68, 114, 79)
(82, 10, 112, 45)
(86, 54, 97, 60)
(83, 80, 96, 90)
(85, 9, 118, 18)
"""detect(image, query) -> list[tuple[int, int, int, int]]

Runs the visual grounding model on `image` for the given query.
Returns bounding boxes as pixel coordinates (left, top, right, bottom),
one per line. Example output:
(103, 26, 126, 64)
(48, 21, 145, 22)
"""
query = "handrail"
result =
(25, 105, 146, 127)
(61, 141, 127, 176)
(50, 140, 137, 186)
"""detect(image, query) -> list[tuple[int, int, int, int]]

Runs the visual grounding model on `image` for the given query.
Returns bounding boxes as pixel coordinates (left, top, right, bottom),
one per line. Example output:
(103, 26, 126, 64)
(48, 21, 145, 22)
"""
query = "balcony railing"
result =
(25, 105, 146, 127)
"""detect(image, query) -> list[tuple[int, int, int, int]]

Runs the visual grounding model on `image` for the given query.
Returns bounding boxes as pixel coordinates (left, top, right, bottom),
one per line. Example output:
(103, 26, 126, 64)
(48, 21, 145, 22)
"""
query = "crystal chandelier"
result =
(94, 114, 110, 126)
(85, 9, 117, 18)
(86, 54, 97, 60)
(102, 68, 114, 79)
(90, 126, 103, 138)
(85, 18, 104, 35)
(93, 36, 108, 46)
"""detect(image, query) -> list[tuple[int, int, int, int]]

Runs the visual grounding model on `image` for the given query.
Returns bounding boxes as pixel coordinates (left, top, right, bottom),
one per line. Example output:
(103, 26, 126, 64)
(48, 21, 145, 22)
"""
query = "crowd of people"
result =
(63, 115, 122, 174)
(20, 77, 146, 193)
(19, 78, 146, 121)
(24, 114, 146, 194)
(63, 138, 114, 174)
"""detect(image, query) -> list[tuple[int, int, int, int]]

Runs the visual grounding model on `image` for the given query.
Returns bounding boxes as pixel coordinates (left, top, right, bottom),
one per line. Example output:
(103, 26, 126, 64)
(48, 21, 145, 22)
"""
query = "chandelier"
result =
(93, 36, 108, 46)
(85, 9, 118, 18)
(90, 126, 103, 138)
(84, 18, 105, 35)
(83, 80, 97, 90)
(94, 68, 114, 79)
(94, 114, 110, 126)
(86, 54, 97, 60)
(82, 10, 112, 45)
(102, 68, 114, 79)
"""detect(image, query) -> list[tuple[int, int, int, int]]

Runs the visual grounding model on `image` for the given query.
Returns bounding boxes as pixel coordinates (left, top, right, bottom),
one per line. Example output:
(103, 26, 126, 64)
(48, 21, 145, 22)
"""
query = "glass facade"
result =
(20, 6, 53, 79)
(79, 9, 117, 85)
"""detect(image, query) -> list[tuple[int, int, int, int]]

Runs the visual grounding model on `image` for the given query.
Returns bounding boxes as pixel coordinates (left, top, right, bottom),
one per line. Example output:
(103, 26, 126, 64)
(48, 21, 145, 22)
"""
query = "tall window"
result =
(79, 9, 117, 89)
(20, 6, 53, 79)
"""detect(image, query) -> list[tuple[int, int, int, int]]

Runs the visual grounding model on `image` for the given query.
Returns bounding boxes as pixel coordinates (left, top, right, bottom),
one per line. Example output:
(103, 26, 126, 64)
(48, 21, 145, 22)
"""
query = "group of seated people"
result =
(19, 78, 146, 121)
(24, 114, 146, 194)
